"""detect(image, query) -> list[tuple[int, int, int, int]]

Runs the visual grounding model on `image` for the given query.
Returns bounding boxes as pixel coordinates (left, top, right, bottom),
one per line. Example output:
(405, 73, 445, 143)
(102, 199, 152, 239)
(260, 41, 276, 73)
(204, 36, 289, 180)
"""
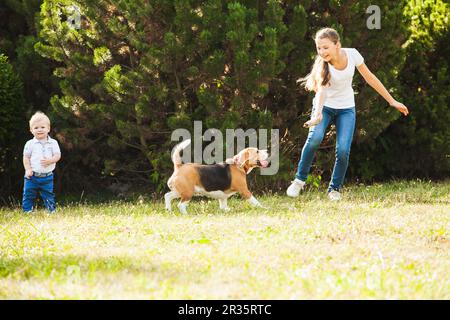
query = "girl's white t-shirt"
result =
(315, 48, 364, 109)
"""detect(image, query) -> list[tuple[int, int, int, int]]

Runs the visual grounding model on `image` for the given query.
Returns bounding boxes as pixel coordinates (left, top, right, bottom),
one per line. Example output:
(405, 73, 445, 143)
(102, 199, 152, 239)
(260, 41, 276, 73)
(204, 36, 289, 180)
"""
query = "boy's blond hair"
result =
(29, 111, 51, 128)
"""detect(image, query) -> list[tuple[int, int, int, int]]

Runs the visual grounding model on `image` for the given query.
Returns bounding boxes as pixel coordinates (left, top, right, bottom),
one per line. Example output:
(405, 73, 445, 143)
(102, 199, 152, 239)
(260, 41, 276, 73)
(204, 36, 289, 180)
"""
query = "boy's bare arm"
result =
(23, 156, 33, 178)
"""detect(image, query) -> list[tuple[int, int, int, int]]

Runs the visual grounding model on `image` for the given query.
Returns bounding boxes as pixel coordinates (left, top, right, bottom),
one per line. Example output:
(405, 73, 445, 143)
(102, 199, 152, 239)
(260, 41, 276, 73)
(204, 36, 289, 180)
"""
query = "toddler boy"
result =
(22, 112, 61, 213)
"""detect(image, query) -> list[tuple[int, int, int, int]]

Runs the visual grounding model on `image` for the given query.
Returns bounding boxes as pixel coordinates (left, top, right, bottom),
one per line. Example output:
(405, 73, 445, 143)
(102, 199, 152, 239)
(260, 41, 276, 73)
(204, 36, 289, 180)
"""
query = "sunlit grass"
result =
(0, 180, 448, 299)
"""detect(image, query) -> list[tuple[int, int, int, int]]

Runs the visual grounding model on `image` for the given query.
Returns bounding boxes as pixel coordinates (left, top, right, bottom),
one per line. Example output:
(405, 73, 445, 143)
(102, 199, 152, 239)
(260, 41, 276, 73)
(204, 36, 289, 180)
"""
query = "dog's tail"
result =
(171, 139, 191, 169)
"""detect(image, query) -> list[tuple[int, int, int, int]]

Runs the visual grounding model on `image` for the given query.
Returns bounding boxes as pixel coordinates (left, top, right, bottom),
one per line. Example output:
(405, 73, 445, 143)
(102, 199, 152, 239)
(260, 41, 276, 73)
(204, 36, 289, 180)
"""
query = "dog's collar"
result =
(225, 156, 248, 173)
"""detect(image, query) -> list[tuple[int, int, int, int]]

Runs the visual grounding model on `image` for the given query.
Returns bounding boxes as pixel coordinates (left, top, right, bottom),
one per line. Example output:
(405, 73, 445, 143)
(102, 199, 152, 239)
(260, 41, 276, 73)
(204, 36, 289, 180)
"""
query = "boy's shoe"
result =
(286, 179, 306, 197)
(49, 210, 56, 214)
(24, 211, 32, 214)
(328, 190, 341, 201)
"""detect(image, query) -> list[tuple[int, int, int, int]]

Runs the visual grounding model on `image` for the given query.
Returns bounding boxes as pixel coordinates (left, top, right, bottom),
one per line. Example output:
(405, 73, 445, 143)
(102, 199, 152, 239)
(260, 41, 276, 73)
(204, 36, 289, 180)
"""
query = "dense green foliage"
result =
(352, 0, 449, 179)
(0, 54, 24, 143)
(0, 0, 59, 202)
(0, 0, 57, 117)
(0, 54, 26, 197)
(0, 0, 448, 201)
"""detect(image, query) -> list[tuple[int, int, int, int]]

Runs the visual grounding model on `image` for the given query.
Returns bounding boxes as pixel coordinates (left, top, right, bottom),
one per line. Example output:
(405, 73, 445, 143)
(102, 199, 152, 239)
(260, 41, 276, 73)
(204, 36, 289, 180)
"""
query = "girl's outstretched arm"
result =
(356, 63, 409, 116)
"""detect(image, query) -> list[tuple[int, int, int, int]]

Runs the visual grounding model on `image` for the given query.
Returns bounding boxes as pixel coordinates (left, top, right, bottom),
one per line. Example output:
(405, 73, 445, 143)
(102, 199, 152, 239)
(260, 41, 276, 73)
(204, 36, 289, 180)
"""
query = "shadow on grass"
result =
(0, 253, 206, 282)
(2, 180, 448, 213)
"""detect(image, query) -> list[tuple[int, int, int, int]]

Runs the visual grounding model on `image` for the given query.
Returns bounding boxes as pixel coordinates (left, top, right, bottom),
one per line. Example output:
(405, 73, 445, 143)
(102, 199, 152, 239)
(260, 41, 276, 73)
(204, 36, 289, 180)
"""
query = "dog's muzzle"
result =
(257, 160, 269, 168)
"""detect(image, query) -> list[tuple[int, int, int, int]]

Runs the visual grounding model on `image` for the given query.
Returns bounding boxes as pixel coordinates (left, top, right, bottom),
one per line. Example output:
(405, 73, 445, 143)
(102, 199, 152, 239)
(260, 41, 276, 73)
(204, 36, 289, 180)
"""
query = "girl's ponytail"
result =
(321, 59, 330, 87)
(298, 54, 331, 92)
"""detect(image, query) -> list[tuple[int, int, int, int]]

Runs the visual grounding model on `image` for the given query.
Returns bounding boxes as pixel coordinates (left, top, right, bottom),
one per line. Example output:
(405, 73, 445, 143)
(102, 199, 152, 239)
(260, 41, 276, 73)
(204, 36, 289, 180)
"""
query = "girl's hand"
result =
(304, 113, 323, 128)
(391, 101, 409, 116)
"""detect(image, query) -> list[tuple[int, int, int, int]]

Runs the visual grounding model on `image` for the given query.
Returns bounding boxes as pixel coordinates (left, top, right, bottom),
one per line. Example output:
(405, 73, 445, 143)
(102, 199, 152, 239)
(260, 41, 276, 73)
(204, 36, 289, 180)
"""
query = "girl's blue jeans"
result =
(295, 106, 356, 192)
(22, 174, 56, 212)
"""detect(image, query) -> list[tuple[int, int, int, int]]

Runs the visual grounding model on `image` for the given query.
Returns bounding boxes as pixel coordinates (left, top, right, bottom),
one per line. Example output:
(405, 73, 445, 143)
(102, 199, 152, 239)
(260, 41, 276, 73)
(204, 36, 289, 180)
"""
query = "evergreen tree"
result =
(35, 0, 300, 191)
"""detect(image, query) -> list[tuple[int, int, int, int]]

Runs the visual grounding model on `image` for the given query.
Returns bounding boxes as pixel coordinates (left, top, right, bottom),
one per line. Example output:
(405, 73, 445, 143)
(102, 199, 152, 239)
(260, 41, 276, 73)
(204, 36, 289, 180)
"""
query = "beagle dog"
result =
(165, 139, 269, 214)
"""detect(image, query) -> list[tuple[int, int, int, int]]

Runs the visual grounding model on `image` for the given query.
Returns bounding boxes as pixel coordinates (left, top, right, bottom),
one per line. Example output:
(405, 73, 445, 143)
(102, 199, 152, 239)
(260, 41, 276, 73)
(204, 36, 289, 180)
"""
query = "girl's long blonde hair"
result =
(299, 28, 340, 92)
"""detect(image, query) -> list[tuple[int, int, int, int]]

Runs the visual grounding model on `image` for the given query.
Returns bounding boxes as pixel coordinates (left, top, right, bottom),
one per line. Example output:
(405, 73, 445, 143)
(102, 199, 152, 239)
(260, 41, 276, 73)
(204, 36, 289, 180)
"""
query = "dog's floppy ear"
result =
(237, 149, 250, 168)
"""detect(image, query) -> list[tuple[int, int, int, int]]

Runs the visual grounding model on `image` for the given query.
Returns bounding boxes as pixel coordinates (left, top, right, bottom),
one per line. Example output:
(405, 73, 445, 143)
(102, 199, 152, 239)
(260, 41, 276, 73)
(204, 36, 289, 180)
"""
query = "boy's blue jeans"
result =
(295, 106, 356, 192)
(22, 174, 56, 212)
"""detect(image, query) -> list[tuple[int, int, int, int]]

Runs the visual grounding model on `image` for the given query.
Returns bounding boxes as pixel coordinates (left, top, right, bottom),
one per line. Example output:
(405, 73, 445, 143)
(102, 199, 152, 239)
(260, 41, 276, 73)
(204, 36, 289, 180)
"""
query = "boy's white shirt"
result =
(313, 48, 364, 109)
(23, 136, 61, 173)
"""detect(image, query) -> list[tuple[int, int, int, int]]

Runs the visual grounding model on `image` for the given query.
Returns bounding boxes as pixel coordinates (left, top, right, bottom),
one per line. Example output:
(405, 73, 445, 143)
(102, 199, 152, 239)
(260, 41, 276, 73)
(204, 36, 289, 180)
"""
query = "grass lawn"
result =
(0, 180, 448, 299)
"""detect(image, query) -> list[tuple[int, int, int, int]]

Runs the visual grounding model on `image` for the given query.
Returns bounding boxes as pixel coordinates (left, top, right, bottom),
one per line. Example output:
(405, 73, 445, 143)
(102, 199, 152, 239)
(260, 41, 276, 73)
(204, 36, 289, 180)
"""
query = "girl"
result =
(287, 27, 409, 201)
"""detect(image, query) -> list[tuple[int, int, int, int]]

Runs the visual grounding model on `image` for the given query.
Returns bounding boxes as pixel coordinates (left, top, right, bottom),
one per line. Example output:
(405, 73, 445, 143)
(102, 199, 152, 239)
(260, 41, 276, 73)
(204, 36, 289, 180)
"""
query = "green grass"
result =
(0, 180, 449, 299)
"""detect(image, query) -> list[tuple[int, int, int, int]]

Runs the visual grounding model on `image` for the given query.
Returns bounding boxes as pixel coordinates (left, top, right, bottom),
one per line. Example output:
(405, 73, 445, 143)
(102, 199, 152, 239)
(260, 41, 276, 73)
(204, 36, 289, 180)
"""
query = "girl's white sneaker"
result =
(328, 190, 342, 201)
(286, 179, 306, 197)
